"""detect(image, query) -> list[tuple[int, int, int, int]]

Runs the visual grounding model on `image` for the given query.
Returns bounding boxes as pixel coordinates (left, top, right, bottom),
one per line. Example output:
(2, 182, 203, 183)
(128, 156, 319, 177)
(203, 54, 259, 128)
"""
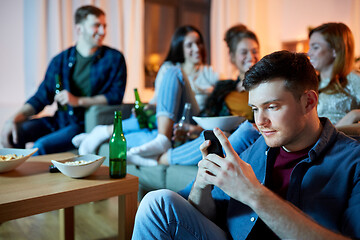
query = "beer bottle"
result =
(134, 88, 148, 129)
(109, 111, 127, 178)
(173, 103, 191, 148)
(55, 74, 68, 111)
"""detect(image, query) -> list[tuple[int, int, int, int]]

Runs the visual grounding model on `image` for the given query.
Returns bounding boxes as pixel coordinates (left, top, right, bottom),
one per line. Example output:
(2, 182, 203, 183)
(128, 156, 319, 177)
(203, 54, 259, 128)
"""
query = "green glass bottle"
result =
(134, 88, 148, 129)
(109, 111, 127, 178)
(173, 103, 191, 148)
(55, 74, 68, 111)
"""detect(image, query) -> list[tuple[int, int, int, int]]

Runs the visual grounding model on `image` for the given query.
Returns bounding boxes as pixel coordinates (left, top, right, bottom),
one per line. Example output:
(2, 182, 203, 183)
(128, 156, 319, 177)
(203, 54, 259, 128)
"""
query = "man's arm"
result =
(54, 90, 107, 108)
(1, 103, 35, 147)
(187, 139, 217, 221)
(202, 128, 351, 239)
(247, 186, 350, 240)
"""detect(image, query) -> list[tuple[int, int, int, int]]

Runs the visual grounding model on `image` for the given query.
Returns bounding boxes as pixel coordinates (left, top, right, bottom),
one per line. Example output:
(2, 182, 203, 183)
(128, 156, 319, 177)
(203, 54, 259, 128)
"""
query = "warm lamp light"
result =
(145, 53, 161, 76)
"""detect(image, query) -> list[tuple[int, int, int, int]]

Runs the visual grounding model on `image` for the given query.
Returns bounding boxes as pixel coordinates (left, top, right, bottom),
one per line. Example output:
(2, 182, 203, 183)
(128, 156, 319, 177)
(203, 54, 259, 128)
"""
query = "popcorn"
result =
(64, 160, 88, 165)
(0, 154, 24, 161)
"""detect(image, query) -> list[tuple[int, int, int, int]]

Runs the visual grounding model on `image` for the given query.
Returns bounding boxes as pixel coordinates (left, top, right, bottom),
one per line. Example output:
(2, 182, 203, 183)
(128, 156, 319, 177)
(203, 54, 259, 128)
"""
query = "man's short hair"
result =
(243, 50, 319, 99)
(75, 5, 105, 24)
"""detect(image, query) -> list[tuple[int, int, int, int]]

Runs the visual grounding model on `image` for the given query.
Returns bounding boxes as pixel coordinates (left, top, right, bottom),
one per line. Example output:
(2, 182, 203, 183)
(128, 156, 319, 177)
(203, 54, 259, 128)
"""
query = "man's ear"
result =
(229, 52, 236, 65)
(75, 24, 83, 35)
(303, 90, 318, 113)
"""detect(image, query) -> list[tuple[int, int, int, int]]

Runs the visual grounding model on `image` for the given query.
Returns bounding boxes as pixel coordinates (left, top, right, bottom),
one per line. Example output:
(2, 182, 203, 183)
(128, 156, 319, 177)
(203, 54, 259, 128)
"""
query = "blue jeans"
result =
(132, 189, 228, 240)
(126, 128, 159, 148)
(123, 115, 141, 134)
(15, 117, 83, 155)
(168, 120, 261, 165)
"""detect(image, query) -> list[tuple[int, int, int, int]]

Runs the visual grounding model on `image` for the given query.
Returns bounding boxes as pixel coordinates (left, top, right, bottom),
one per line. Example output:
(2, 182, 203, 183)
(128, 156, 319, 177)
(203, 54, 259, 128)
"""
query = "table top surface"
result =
(0, 152, 138, 221)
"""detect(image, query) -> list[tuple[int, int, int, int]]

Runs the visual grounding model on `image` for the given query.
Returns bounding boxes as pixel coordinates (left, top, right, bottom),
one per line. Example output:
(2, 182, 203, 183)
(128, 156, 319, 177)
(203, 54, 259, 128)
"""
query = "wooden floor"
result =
(0, 197, 120, 240)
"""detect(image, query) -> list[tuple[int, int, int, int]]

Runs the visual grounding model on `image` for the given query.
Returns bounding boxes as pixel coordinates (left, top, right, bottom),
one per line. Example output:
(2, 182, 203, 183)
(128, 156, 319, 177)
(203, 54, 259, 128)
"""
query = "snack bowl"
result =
(193, 116, 246, 131)
(51, 154, 105, 178)
(0, 148, 38, 173)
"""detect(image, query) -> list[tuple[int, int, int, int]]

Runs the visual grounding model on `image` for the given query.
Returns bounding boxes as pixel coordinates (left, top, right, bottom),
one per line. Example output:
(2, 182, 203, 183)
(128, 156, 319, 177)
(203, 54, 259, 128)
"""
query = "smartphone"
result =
(204, 130, 224, 157)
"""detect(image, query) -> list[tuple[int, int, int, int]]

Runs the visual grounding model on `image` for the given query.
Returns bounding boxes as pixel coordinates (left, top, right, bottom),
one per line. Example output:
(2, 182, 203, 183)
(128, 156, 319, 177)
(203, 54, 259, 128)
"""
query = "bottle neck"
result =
(55, 74, 62, 90)
(134, 90, 140, 101)
(113, 114, 123, 134)
(134, 89, 144, 107)
(179, 103, 191, 124)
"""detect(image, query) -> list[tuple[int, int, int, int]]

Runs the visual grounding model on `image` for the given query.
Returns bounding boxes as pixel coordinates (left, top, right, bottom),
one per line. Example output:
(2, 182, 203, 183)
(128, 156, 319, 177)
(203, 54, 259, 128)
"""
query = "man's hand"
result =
(54, 90, 79, 107)
(197, 128, 263, 205)
(1, 104, 35, 148)
(1, 119, 17, 147)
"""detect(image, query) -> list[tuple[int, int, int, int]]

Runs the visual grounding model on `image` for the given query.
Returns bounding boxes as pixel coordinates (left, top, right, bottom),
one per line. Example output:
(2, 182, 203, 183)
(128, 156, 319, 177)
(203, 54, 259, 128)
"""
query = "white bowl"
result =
(0, 148, 38, 173)
(193, 116, 246, 131)
(51, 154, 105, 178)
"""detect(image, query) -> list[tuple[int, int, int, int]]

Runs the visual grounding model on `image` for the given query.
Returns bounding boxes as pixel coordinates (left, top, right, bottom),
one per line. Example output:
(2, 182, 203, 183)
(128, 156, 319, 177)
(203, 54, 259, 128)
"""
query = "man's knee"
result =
(141, 189, 177, 207)
(33, 140, 49, 155)
(138, 189, 181, 217)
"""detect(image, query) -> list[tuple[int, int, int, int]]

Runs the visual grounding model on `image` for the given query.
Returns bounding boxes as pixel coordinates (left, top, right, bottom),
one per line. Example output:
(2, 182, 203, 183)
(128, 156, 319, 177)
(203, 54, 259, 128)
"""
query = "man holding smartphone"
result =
(131, 51, 360, 239)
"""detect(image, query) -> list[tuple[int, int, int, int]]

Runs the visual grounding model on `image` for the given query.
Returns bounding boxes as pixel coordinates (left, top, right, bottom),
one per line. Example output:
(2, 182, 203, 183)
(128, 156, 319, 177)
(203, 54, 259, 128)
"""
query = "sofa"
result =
(84, 104, 198, 199)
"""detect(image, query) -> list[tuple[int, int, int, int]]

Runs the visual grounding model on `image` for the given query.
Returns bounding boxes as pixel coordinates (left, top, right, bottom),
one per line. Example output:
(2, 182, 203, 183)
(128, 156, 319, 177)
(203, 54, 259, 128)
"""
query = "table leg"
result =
(59, 207, 74, 240)
(118, 192, 138, 240)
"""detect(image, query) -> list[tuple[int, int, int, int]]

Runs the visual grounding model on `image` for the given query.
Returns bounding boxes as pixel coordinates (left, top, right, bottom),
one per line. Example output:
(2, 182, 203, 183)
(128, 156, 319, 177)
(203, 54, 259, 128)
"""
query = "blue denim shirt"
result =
(211, 118, 360, 239)
(26, 45, 127, 127)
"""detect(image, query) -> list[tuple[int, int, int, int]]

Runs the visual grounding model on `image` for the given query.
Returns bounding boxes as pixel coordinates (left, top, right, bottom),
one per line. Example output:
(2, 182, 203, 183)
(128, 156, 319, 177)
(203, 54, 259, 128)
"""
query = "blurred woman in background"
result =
(308, 22, 360, 136)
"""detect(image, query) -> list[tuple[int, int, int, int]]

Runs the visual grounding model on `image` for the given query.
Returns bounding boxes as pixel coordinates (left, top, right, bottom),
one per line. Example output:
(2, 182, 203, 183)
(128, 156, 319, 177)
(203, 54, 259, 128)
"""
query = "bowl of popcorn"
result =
(0, 148, 38, 173)
(51, 154, 105, 178)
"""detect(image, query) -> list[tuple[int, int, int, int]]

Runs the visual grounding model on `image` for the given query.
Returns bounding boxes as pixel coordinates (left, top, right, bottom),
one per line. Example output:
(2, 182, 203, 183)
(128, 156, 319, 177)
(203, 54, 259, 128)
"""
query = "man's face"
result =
(249, 78, 308, 151)
(78, 14, 106, 47)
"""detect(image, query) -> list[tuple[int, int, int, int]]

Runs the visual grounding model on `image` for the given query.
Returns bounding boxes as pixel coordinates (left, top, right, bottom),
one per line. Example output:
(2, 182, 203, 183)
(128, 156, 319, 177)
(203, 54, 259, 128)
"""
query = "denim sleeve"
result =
(177, 179, 195, 199)
(26, 57, 59, 114)
(341, 160, 360, 237)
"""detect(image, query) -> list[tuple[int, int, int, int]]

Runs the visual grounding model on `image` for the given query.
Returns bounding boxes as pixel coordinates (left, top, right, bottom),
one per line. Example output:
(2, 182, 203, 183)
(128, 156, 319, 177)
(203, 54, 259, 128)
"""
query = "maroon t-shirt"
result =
(247, 146, 312, 239)
(269, 146, 311, 198)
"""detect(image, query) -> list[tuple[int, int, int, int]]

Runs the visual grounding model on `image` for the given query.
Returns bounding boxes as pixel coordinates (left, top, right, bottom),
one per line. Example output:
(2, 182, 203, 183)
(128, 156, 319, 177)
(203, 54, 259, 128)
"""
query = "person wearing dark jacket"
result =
(1, 5, 126, 155)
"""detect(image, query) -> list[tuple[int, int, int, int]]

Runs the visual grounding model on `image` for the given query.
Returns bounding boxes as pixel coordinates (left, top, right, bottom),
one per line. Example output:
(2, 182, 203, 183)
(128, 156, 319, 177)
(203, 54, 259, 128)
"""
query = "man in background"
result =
(1, 5, 126, 155)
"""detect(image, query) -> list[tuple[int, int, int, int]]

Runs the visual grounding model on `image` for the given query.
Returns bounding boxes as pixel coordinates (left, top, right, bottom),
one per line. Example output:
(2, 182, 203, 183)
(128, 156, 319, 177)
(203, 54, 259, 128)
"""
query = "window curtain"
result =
(23, 0, 144, 104)
(210, 0, 360, 79)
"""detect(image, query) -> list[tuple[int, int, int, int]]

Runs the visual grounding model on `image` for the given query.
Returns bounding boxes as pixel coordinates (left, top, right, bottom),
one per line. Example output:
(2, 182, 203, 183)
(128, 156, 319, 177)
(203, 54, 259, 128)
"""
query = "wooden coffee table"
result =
(0, 152, 138, 240)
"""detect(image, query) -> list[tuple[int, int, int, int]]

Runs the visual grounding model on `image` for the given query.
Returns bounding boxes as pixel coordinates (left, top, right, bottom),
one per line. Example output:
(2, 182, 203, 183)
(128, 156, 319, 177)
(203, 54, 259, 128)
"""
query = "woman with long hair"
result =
(308, 22, 360, 136)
